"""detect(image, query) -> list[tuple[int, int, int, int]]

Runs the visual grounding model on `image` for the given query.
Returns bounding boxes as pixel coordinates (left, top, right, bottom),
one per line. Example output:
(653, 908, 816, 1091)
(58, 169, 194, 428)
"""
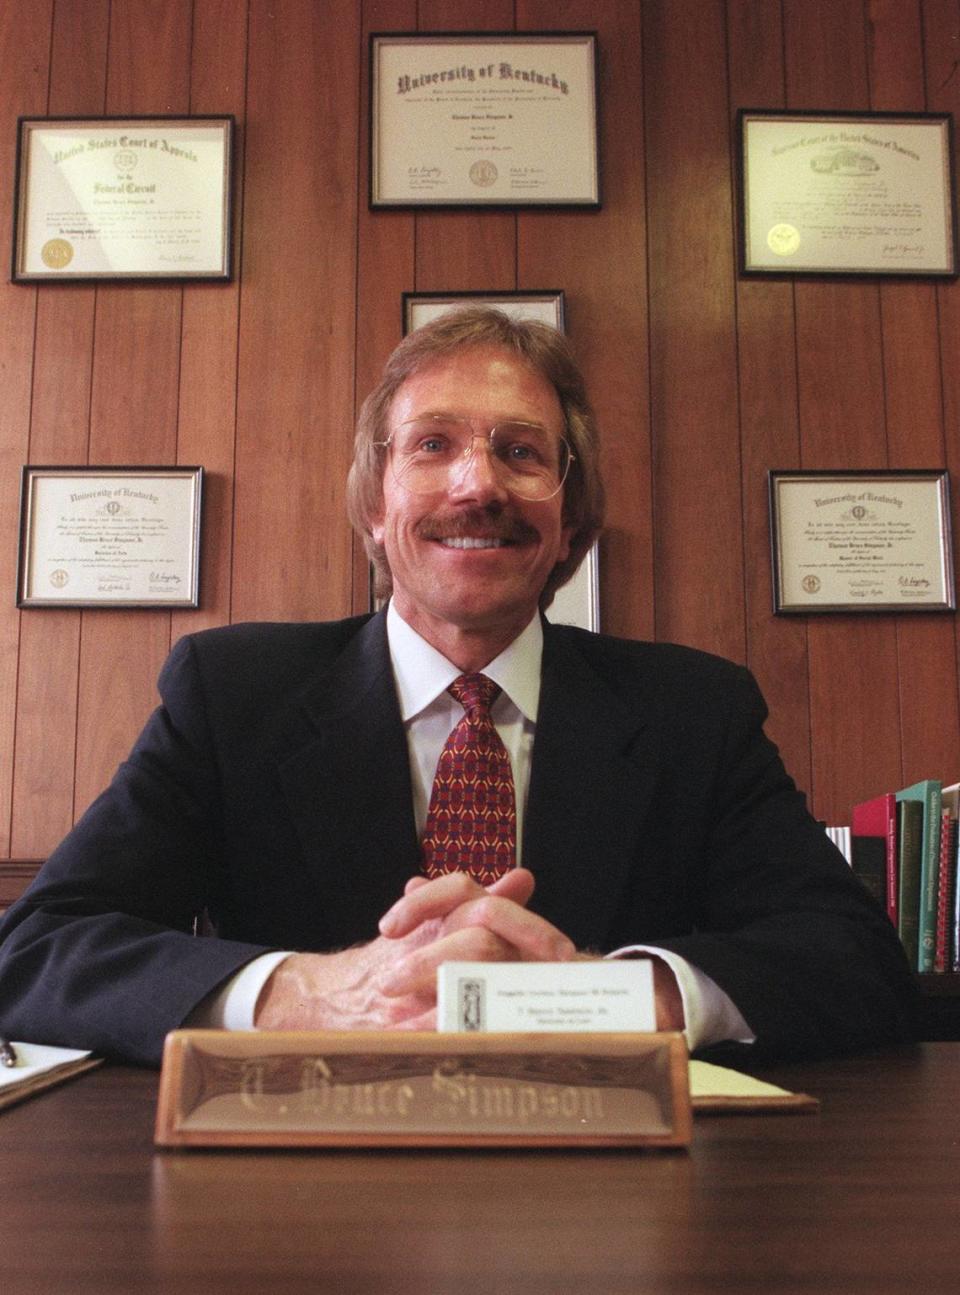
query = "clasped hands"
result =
(254, 867, 683, 1033)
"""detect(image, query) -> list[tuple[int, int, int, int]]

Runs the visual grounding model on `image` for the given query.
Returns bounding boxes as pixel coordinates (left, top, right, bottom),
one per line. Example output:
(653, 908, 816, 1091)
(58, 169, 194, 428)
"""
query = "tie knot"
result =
(448, 673, 500, 717)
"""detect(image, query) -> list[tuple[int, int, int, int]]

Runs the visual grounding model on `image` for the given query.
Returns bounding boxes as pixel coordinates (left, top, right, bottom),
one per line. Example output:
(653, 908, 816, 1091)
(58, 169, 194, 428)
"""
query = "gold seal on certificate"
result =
(767, 223, 800, 256)
(469, 160, 498, 187)
(40, 237, 73, 269)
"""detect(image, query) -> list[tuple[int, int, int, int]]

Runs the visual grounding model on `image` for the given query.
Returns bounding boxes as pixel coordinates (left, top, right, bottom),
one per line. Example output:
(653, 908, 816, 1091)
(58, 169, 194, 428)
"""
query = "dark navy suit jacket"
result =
(0, 611, 915, 1064)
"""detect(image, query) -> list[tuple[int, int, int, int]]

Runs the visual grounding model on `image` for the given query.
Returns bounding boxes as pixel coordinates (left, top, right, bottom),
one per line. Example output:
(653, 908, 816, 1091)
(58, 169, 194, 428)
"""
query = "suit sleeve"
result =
(651, 663, 917, 1060)
(0, 636, 273, 1066)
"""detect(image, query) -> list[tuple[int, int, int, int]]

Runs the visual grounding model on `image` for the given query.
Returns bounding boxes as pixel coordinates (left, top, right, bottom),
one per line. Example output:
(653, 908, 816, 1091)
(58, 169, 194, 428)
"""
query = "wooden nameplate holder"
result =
(155, 1029, 692, 1150)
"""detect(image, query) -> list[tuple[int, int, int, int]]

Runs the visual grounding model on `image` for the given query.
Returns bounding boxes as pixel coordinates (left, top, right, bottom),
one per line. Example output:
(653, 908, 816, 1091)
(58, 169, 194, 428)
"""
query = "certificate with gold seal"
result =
(370, 33, 599, 207)
(769, 470, 955, 613)
(739, 111, 957, 277)
(17, 466, 203, 608)
(12, 117, 233, 280)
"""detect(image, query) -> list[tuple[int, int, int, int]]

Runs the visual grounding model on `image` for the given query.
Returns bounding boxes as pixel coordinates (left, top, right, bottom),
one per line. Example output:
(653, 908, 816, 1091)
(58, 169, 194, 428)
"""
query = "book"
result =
(851, 792, 897, 923)
(0, 1041, 100, 1113)
(942, 783, 960, 973)
(896, 798, 924, 969)
(896, 780, 943, 973)
(934, 809, 957, 973)
(954, 832, 960, 974)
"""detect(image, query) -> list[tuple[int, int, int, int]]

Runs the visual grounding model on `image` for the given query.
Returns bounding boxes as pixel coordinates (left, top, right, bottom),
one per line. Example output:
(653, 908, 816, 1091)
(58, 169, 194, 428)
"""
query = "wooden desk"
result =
(1, 1044, 958, 1294)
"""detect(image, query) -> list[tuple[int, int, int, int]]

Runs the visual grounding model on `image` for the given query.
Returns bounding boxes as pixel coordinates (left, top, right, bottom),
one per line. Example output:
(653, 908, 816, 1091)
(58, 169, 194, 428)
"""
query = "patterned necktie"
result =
(421, 673, 517, 883)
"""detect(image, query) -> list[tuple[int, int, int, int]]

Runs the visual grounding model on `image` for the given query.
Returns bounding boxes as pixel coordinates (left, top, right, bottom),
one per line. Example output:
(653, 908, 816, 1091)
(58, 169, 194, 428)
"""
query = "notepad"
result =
(689, 1060, 819, 1112)
(0, 1041, 101, 1112)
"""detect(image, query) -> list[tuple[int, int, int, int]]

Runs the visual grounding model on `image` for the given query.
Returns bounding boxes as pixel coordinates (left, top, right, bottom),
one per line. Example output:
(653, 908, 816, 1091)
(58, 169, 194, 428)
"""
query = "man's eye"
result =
(412, 436, 449, 456)
(502, 441, 544, 465)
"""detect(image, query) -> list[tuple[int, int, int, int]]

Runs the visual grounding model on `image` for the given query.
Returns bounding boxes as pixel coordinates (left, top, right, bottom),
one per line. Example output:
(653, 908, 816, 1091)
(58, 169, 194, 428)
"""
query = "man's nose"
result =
(449, 435, 510, 501)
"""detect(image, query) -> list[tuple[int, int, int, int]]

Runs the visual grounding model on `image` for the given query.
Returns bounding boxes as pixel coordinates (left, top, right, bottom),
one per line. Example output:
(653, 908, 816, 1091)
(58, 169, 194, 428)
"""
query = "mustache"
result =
(415, 508, 540, 545)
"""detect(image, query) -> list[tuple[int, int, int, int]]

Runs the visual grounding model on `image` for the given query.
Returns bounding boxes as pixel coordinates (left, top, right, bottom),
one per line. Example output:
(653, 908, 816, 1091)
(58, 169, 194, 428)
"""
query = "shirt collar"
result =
(386, 601, 543, 723)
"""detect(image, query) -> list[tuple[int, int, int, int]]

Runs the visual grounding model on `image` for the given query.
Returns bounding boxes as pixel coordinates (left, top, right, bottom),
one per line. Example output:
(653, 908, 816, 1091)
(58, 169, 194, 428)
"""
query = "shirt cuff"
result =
(184, 950, 294, 1031)
(607, 945, 755, 1051)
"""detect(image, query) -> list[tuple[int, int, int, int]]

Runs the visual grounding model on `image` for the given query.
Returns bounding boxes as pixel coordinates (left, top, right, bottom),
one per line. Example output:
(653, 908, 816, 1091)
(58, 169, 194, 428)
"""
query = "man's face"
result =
(371, 345, 573, 657)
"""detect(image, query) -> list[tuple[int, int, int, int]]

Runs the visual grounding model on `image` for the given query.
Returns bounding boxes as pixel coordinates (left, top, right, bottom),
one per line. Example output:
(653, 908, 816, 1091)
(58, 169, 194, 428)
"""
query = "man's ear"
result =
(370, 515, 384, 546)
(558, 524, 573, 563)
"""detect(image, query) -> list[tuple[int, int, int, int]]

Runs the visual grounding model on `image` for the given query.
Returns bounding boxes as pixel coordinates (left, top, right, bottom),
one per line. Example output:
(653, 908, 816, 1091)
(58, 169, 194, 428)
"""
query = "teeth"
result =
(440, 537, 505, 549)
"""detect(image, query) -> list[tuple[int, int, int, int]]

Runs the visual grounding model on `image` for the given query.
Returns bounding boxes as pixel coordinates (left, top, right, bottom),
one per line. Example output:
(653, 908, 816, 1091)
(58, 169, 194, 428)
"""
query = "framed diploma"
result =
(370, 33, 599, 207)
(739, 110, 957, 277)
(17, 466, 203, 608)
(768, 470, 955, 614)
(12, 116, 233, 280)
(403, 289, 565, 334)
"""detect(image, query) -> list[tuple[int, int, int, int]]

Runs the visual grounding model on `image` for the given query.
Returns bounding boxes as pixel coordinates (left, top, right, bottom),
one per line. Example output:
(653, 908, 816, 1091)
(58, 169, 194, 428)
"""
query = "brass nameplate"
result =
(155, 1030, 691, 1149)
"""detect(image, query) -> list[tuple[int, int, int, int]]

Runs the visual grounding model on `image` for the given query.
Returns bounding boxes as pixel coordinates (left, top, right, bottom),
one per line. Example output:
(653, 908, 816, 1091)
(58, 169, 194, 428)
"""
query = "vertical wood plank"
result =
(170, 0, 248, 642)
(73, 0, 193, 816)
(11, 0, 110, 855)
(923, 0, 960, 783)
(726, 0, 814, 801)
(644, 0, 744, 661)
(0, 2, 54, 851)
(518, 0, 652, 640)
(870, 0, 960, 787)
(414, 1, 517, 293)
(785, 0, 901, 823)
(232, 0, 360, 624)
(353, 0, 418, 613)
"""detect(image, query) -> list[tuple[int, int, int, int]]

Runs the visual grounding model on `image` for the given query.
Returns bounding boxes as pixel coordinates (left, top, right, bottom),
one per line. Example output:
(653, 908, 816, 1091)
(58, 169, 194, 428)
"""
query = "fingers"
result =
(444, 893, 576, 962)
(377, 925, 520, 998)
(485, 867, 536, 907)
(379, 868, 536, 939)
(378, 908, 576, 1000)
(376, 868, 576, 999)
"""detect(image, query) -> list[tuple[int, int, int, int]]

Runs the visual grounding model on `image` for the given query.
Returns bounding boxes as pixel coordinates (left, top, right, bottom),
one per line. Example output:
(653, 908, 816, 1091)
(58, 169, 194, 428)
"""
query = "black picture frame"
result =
(739, 110, 957, 278)
(12, 115, 234, 282)
(17, 465, 204, 608)
(402, 289, 566, 334)
(768, 469, 955, 613)
(370, 32, 600, 209)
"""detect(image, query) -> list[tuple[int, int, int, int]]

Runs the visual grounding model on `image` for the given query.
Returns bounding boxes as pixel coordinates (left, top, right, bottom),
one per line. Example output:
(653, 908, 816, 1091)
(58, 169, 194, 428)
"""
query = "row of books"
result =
(831, 781, 959, 974)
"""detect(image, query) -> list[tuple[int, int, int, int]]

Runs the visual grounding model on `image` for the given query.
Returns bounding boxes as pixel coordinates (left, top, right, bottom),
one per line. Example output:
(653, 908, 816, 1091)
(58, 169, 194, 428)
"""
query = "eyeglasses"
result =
(376, 416, 574, 502)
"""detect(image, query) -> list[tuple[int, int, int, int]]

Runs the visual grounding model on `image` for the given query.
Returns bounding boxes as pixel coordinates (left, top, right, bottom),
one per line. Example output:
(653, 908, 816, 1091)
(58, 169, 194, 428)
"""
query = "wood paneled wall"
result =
(0, 0, 958, 860)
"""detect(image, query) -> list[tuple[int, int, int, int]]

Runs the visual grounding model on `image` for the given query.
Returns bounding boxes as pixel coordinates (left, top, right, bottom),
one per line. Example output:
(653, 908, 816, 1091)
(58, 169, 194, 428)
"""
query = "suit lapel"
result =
(523, 625, 661, 950)
(269, 611, 421, 944)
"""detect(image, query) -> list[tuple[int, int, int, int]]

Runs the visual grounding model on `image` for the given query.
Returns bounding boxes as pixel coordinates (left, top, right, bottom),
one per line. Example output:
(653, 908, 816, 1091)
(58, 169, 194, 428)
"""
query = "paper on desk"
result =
(0, 1042, 101, 1112)
(689, 1060, 819, 1112)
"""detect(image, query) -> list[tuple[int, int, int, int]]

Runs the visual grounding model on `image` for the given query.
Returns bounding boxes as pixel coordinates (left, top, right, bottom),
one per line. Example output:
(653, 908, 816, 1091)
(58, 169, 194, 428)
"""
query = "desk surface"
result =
(1, 1043, 958, 1295)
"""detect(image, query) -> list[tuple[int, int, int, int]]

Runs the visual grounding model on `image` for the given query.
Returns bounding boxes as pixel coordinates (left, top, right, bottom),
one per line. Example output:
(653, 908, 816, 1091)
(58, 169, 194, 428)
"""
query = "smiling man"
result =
(0, 308, 914, 1065)
(370, 344, 573, 667)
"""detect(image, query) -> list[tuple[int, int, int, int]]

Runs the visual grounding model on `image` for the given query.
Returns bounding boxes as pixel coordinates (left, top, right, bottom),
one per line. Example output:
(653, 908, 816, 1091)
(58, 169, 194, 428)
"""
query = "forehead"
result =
(389, 345, 564, 430)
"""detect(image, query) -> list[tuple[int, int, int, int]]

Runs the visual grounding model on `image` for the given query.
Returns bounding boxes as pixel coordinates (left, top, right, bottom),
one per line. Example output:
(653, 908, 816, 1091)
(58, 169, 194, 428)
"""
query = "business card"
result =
(437, 960, 656, 1033)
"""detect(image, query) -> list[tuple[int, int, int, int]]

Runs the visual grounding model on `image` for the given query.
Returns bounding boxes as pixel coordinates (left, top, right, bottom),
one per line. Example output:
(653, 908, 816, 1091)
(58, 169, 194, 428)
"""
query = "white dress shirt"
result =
(192, 604, 754, 1050)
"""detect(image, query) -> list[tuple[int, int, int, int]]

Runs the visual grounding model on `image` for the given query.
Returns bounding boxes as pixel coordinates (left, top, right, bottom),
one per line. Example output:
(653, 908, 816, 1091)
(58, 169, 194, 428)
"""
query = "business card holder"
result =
(155, 1029, 691, 1149)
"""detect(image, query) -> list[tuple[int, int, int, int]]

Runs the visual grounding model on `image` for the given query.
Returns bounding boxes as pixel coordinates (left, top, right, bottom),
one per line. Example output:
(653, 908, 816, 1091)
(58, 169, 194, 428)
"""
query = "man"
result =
(0, 308, 914, 1066)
